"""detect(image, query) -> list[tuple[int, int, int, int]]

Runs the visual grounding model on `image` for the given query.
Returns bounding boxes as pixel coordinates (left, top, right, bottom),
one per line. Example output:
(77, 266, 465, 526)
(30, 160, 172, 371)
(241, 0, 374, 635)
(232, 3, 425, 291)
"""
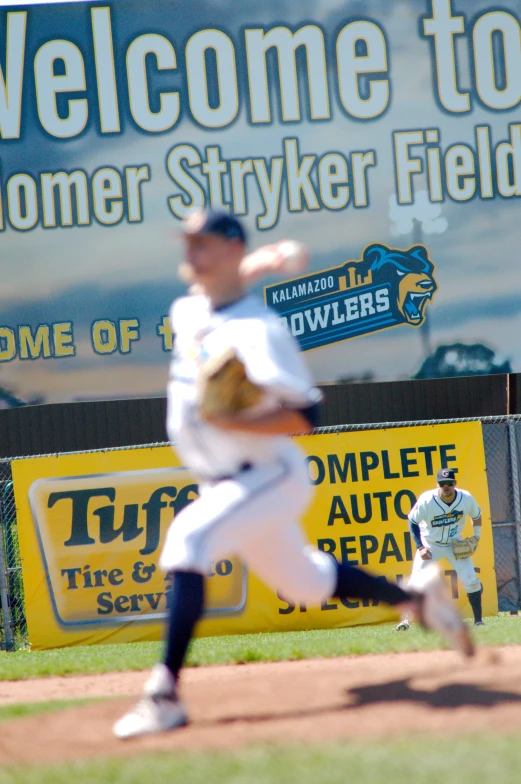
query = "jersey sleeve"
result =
(237, 317, 323, 408)
(465, 494, 481, 520)
(169, 296, 192, 333)
(408, 495, 426, 524)
(408, 520, 423, 548)
(168, 301, 178, 352)
(170, 295, 208, 351)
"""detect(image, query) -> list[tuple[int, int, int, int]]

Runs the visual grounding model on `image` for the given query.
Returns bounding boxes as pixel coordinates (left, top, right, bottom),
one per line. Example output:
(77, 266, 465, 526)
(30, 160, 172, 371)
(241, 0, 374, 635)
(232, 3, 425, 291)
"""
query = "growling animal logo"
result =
(264, 243, 438, 352)
(342, 244, 437, 327)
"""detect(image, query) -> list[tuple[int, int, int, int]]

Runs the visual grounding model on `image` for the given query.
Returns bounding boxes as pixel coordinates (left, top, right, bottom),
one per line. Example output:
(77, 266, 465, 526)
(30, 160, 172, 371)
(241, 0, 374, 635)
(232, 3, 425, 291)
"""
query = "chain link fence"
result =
(483, 422, 520, 612)
(0, 459, 26, 650)
(1, 415, 520, 649)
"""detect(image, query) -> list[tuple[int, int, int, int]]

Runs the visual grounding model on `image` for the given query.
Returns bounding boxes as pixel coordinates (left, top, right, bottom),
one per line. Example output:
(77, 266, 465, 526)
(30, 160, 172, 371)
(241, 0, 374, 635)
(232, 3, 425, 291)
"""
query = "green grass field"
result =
(0, 614, 519, 680)
(1, 734, 521, 784)
(0, 616, 520, 783)
(0, 699, 98, 723)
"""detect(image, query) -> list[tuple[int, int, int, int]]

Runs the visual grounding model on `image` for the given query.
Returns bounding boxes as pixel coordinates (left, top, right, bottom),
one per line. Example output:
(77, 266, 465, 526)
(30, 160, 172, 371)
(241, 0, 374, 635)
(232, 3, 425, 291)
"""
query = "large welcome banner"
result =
(1, 0, 521, 405)
(12, 423, 497, 649)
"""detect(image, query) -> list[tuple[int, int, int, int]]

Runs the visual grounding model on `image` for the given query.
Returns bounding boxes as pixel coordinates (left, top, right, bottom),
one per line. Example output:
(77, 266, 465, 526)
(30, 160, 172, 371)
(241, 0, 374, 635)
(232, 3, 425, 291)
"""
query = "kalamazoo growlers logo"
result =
(264, 244, 438, 352)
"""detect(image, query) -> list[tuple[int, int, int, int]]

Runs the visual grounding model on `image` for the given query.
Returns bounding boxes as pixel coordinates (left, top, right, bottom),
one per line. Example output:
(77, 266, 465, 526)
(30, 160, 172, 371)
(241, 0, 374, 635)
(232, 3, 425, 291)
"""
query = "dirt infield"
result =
(2, 646, 521, 766)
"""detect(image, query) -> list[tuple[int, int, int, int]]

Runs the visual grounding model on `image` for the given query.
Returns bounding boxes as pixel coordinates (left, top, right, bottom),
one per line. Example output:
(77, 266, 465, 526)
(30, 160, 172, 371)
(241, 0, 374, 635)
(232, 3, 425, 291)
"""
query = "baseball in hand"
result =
(274, 240, 309, 273)
(240, 239, 309, 283)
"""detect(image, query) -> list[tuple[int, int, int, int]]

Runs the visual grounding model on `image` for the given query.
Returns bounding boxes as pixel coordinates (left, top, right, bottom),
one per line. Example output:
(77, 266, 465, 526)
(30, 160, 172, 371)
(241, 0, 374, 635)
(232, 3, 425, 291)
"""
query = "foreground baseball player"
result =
(114, 210, 473, 739)
(396, 468, 484, 631)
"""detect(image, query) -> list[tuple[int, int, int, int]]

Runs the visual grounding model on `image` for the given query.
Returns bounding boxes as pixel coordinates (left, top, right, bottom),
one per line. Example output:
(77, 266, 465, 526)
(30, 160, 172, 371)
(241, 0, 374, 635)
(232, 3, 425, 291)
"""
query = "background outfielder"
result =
(114, 210, 473, 740)
(396, 467, 483, 630)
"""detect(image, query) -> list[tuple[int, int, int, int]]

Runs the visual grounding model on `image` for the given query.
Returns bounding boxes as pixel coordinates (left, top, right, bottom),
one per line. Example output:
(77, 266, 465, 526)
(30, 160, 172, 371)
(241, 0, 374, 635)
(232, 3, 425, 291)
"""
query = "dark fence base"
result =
(0, 373, 516, 458)
(320, 373, 509, 427)
(0, 397, 167, 458)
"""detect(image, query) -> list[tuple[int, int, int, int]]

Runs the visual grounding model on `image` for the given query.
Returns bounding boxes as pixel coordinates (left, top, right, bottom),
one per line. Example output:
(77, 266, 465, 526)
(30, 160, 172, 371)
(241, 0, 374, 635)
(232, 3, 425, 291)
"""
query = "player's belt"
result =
(200, 462, 253, 484)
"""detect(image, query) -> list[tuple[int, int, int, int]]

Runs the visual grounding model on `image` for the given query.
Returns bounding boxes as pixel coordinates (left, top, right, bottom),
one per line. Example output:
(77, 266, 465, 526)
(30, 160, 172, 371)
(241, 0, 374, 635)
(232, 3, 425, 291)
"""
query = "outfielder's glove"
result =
(198, 348, 264, 419)
(452, 536, 479, 560)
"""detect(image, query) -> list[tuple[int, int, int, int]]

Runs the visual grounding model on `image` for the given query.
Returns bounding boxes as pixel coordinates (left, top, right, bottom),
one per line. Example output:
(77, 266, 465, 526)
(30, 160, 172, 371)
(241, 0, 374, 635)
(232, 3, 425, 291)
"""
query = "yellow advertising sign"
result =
(12, 422, 497, 649)
(29, 468, 245, 626)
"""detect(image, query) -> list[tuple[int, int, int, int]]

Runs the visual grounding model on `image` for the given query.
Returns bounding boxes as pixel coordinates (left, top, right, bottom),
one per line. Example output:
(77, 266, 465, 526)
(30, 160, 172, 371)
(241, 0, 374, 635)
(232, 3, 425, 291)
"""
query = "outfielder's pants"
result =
(410, 542, 482, 594)
(160, 445, 337, 605)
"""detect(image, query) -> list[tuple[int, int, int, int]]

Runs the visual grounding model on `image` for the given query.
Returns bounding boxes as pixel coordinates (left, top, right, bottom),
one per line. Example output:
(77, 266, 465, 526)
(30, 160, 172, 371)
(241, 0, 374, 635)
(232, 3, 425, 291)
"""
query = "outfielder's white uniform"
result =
(160, 293, 337, 604)
(408, 489, 482, 592)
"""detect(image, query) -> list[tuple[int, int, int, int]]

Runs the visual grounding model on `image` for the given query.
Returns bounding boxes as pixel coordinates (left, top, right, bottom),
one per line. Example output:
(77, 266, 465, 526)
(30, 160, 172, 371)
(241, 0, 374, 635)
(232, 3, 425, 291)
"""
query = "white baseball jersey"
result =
(166, 293, 322, 481)
(409, 488, 481, 547)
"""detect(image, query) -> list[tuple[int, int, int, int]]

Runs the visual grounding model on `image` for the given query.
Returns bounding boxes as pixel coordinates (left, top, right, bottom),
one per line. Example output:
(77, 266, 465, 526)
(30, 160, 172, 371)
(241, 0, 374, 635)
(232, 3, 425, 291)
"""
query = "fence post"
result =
(507, 420, 521, 606)
(0, 518, 14, 651)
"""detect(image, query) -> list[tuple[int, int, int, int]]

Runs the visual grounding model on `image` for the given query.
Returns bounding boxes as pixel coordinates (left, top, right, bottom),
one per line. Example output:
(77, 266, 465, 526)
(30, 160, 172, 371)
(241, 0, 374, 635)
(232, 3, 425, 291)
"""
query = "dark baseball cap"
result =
(437, 468, 457, 482)
(182, 209, 247, 243)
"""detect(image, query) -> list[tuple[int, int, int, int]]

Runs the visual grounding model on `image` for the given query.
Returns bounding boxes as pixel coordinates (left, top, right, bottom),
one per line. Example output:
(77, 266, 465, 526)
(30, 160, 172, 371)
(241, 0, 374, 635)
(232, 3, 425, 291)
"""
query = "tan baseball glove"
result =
(198, 348, 264, 419)
(452, 536, 479, 560)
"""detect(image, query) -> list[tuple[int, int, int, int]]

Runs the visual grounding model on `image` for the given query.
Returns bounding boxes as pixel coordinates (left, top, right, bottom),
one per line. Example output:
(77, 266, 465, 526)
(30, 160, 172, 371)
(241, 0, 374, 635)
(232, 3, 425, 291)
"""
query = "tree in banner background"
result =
(388, 192, 512, 379)
(415, 344, 512, 379)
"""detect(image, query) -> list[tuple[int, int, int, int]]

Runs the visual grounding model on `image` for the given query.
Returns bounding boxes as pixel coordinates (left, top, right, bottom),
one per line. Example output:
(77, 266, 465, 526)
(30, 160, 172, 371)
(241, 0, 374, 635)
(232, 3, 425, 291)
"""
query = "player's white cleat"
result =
(409, 563, 475, 657)
(113, 664, 188, 739)
(395, 620, 410, 631)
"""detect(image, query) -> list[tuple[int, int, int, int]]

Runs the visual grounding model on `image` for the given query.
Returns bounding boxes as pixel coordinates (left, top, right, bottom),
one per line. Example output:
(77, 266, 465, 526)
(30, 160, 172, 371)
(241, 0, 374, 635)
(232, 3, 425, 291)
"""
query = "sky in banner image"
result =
(0, 0, 520, 405)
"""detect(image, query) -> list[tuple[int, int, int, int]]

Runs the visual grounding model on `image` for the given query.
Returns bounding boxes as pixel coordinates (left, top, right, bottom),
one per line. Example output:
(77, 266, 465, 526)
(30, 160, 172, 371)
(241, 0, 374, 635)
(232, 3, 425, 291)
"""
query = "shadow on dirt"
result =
(347, 678, 521, 709)
(206, 679, 521, 727)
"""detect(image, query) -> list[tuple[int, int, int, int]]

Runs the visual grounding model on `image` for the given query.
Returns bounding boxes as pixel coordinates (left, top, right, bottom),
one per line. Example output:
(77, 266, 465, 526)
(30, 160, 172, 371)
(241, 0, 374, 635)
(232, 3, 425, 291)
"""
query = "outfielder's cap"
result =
(182, 209, 247, 243)
(437, 468, 457, 482)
